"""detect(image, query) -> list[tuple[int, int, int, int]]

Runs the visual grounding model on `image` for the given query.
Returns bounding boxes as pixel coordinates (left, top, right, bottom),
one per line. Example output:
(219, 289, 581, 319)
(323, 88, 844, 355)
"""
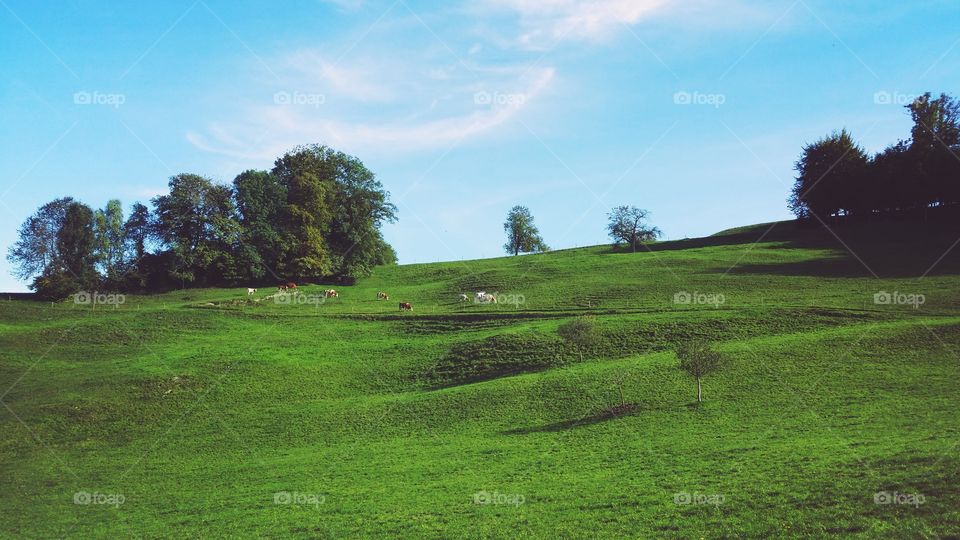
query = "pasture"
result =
(2, 220, 959, 537)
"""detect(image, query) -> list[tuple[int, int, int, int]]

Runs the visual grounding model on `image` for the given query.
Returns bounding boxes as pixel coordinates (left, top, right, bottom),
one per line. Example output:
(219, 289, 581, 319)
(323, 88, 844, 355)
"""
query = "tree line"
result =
(8, 144, 398, 300)
(790, 92, 960, 221)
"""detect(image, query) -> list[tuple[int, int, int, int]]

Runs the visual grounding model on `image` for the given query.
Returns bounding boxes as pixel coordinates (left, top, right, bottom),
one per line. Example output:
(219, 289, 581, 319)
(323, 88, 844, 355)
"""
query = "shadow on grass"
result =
(503, 403, 643, 434)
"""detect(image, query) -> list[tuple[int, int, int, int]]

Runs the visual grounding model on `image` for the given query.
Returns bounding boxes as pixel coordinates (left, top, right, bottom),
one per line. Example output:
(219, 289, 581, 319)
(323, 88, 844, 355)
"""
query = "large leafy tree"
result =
(233, 170, 287, 280)
(6, 197, 74, 281)
(31, 201, 100, 299)
(272, 145, 397, 278)
(906, 93, 960, 209)
(503, 205, 548, 256)
(788, 129, 869, 220)
(606, 206, 661, 251)
(327, 152, 398, 276)
(152, 174, 240, 286)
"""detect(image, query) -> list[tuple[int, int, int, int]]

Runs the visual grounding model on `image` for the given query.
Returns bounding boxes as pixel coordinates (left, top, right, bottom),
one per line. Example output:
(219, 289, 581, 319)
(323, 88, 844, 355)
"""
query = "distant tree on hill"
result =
(606, 206, 661, 251)
(503, 205, 548, 256)
(677, 340, 727, 403)
(788, 129, 869, 220)
(557, 316, 599, 362)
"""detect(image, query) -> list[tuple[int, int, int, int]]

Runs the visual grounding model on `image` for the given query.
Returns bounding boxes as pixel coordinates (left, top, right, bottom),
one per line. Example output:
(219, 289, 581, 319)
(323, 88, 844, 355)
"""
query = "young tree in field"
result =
(557, 316, 599, 362)
(677, 340, 727, 403)
(606, 206, 661, 251)
(503, 205, 548, 256)
(6, 197, 75, 281)
(788, 129, 869, 220)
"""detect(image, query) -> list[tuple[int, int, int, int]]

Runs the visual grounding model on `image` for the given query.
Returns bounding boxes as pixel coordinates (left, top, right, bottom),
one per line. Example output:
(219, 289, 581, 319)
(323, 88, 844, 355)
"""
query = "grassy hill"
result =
(2, 219, 959, 537)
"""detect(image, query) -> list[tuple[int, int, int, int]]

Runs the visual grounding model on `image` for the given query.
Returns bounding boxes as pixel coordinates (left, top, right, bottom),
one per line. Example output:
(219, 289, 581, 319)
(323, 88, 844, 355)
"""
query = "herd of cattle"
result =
(244, 285, 500, 311)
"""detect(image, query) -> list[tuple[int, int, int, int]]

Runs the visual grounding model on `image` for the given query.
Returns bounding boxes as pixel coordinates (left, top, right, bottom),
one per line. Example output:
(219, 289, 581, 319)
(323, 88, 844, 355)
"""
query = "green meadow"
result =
(2, 220, 959, 538)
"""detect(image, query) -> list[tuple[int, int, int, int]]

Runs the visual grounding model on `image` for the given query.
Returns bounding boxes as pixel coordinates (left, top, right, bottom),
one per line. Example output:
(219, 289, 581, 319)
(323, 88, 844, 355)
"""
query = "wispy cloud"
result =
(186, 48, 556, 160)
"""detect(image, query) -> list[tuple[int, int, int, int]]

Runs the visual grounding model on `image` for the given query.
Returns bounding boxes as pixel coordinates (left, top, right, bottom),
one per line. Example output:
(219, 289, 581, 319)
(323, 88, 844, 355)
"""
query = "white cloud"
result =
(485, 0, 668, 46)
(186, 62, 555, 160)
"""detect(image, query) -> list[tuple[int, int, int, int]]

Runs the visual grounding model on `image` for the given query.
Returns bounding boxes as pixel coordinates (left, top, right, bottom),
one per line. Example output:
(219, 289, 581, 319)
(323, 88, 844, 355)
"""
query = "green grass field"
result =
(2, 219, 959, 538)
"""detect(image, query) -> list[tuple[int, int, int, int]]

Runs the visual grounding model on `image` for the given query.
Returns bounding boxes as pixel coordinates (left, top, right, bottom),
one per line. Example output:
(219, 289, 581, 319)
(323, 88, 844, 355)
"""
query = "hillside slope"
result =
(2, 219, 959, 537)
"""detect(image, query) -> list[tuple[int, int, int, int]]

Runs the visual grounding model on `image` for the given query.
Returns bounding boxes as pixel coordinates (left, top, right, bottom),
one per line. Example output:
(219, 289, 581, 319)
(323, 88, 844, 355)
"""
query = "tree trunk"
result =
(697, 378, 702, 402)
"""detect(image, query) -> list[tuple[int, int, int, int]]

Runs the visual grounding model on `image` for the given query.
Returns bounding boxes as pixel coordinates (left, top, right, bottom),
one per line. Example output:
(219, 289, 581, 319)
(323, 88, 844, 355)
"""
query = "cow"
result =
(458, 293, 469, 302)
(475, 291, 487, 301)
(247, 288, 257, 295)
(325, 289, 339, 298)
(286, 282, 297, 291)
(476, 292, 497, 304)
(399, 302, 412, 311)
(377, 291, 389, 300)
(277, 285, 288, 293)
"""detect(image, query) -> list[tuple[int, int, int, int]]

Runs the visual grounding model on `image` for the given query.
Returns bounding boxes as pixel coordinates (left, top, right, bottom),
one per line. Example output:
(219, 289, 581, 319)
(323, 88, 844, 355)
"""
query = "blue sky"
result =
(1, 0, 958, 291)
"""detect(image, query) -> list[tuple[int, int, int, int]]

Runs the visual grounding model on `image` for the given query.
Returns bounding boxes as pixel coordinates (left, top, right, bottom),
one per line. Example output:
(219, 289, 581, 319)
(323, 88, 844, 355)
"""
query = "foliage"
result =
(676, 339, 727, 402)
(606, 206, 661, 251)
(503, 205, 548, 256)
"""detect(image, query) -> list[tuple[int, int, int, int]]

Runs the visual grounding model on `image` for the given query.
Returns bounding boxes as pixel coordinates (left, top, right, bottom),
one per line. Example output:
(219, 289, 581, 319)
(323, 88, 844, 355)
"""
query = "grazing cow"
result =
(286, 282, 297, 290)
(325, 289, 339, 298)
(399, 302, 412, 311)
(476, 292, 497, 304)
(377, 291, 389, 300)
(475, 291, 486, 300)
(247, 288, 257, 295)
(458, 293, 469, 302)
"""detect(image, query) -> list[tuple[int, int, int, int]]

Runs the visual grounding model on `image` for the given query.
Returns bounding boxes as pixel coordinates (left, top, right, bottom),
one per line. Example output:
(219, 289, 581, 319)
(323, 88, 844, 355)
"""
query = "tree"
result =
(6, 197, 74, 281)
(326, 152, 398, 277)
(503, 205, 548, 256)
(789, 129, 869, 220)
(32, 201, 100, 300)
(906, 93, 960, 210)
(124, 202, 151, 263)
(94, 199, 126, 284)
(152, 174, 240, 286)
(272, 147, 336, 278)
(677, 340, 727, 403)
(233, 170, 287, 280)
(271, 145, 398, 278)
(606, 206, 661, 251)
(557, 316, 599, 362)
